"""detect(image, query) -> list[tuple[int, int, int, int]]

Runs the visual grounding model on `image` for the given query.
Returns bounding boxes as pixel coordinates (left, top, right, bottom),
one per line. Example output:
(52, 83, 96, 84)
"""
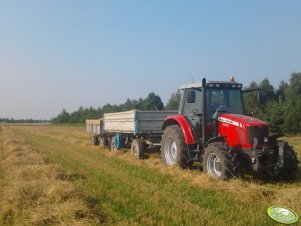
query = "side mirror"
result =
(187, 89, 195, 103)
(257, 91, 263, 105)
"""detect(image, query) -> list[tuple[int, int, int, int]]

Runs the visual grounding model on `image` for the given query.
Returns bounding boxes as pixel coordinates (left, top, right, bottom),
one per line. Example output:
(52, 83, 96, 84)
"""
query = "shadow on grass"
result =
(232, 166, 301, 185)
(86, 196, 109, 225)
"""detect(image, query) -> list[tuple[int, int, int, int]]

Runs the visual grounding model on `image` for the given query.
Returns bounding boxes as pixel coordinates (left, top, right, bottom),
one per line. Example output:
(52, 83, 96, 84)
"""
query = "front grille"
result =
(247, 126, 268, 144)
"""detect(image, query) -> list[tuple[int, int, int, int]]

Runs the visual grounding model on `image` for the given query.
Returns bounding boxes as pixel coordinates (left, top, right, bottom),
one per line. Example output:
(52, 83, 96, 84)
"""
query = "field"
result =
(0, 125, 300, 225)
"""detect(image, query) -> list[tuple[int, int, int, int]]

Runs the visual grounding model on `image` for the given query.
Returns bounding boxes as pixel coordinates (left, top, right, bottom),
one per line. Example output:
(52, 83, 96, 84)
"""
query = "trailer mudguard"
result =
(162, 115, 195, 144)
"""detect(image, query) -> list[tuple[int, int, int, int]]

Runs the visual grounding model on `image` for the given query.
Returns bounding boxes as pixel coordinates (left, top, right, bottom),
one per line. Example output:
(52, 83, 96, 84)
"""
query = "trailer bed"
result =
(86, 119, 103, 134)
(103, 109, 178, 134)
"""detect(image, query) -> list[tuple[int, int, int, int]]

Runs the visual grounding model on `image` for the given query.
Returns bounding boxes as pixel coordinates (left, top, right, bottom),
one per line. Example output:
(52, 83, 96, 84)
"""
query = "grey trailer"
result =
(86, 109, 178, 158)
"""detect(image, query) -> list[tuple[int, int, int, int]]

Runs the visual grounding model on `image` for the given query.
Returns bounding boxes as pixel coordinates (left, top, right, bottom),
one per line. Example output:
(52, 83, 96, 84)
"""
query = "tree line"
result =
(0, 118, 49, 123)
(52, 72, 301, 134)
(52, 92, 165, 124)
(244, 72, 301, 133)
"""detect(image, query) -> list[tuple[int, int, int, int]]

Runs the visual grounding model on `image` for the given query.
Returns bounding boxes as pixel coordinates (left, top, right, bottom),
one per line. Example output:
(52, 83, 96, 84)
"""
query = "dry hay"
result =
(0, 126, 100, 225)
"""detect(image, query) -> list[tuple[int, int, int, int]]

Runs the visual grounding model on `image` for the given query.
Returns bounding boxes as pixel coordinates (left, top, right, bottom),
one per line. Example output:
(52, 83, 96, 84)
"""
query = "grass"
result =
(1, 125, 301, 225)
(0, 126, 100, 225)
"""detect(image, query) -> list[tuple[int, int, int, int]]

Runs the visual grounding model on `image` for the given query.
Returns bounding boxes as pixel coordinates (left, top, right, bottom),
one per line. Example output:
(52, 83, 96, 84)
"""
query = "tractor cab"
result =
(178, 78, 244, 143)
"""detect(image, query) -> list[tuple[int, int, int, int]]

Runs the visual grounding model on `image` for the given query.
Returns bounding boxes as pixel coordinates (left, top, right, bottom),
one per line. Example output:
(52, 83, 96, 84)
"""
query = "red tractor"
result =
(161, 78, 299, 180)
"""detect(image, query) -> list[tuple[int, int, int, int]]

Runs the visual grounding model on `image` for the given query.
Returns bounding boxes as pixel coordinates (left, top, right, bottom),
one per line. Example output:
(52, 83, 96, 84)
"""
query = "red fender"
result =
(162, 115, 195, 145)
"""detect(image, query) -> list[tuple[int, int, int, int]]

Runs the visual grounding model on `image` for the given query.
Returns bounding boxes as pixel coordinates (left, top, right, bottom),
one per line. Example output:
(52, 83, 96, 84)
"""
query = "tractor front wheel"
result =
(264, 141, 298, 180)
(202, 144, 234, 180)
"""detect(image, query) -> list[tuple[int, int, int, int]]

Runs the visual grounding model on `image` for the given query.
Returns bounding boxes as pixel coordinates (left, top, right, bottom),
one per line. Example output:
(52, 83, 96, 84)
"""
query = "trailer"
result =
(86, 109, 178, 158)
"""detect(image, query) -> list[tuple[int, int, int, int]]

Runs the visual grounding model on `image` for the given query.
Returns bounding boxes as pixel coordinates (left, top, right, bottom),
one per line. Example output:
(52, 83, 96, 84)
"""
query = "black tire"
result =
(160, 125, 189, 169)
(264, 141, 298, 180)
(131, 139, 144, 159)
(90, 135, 99, 146)
(110, 136, 115, 151)
(110, 136, 122, 151)
(202, 144, 234, 180)
(99, 137, 107, 148)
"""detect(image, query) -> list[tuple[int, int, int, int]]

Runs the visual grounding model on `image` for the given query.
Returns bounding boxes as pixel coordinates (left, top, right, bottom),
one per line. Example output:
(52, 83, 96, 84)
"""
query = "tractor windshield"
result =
(206, 88, 244, 119)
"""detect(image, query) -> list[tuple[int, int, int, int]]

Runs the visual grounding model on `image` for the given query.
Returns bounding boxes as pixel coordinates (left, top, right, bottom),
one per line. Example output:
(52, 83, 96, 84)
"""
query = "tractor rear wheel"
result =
(202, 144, 234, 180)
(161, 125, 190, 169)
(131, 139, 144, 159)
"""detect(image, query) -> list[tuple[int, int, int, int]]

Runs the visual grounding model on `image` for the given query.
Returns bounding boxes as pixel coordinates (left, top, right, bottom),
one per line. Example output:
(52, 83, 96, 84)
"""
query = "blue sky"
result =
(0, 1, 300, 119)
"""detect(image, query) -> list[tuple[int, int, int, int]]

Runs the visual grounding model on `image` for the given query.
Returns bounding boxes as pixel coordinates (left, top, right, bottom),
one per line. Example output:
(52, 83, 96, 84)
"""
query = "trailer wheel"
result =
(110, 135, 122, 151)
(131, 139, 144, 159)
(110, 137, 116, 150)
(264, 141, 298, 180)
(91, 135, 99, 146)
(202, 144, 234, 180)
(99, 137, 107, 148)
(161, 125, 189, 168)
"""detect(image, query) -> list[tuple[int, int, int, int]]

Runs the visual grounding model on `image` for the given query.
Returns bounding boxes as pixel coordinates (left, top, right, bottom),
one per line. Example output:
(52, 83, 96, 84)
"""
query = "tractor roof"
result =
(180, 80, 243, 89)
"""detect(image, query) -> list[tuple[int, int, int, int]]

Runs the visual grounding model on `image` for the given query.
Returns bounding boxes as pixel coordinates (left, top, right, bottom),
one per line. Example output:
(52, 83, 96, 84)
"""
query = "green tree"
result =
(165, 91, 180, 110)
(259, 78, 276, 104)
(142, 92, 163, 110)
(276, 80, 289, 101)
(264, 101, 285, 133)
(243, 81, 259, 115)
(53, 108, 70, 123)
(283, 72, 301, 133)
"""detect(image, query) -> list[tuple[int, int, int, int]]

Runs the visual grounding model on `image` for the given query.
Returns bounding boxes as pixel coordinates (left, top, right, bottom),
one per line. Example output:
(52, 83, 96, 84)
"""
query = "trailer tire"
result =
(202, 144, 234, 180)
(131, 139, 144, 159)
(110, 137, 115, 150)
(99, 137, 107, 148)
(91, 135, 99, 146)
(161, 125, 189, 169)
(110, 135, 122, 151)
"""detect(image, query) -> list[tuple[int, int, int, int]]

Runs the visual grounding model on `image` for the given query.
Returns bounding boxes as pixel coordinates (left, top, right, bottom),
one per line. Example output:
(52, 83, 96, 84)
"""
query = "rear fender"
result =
(162, 115, 195, 144)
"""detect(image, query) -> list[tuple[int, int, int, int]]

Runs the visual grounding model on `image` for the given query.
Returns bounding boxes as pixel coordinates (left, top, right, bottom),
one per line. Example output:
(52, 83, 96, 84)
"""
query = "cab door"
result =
(180, 88, 203, 140)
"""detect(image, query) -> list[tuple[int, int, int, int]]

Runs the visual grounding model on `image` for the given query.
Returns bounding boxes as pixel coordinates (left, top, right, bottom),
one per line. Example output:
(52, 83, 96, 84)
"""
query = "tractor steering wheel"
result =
(212, 105, 230, 119)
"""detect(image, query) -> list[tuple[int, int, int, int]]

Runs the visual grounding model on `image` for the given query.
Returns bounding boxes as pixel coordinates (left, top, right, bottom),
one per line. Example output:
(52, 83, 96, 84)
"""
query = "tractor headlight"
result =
(264, 137, 268, 143)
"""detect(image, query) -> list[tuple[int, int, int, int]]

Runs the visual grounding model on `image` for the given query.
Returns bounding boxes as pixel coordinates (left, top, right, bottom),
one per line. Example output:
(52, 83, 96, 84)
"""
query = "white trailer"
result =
(86, 109, 178, 158)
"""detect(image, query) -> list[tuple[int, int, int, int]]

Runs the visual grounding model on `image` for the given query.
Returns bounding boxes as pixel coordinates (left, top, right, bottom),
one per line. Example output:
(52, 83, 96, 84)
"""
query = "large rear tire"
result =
(161, 125, 189, 169)
(202, 144, 234, 180)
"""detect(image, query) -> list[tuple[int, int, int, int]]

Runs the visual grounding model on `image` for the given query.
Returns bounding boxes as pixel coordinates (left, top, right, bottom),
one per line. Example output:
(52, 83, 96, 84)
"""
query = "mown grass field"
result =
(0, 125, 300, 225)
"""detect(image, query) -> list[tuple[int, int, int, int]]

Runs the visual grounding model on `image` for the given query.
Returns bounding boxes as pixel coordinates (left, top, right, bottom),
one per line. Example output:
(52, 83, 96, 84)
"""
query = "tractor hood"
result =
(218, 113, 268, 127)
(217, 113, 269, 149)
